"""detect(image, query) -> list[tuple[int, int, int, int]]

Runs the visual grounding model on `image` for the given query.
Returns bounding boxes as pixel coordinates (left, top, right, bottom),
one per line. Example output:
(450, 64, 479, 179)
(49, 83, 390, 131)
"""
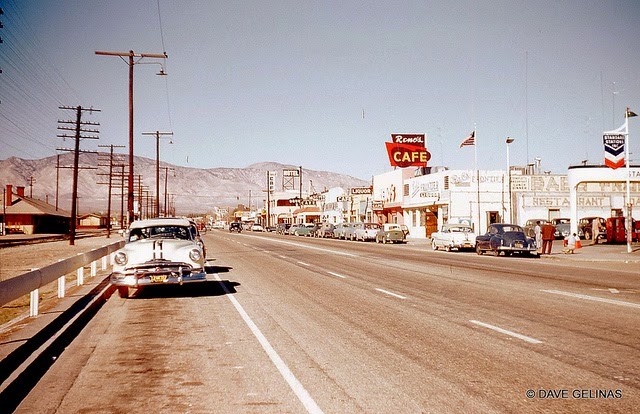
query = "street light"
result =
(506, 137, 515, 223)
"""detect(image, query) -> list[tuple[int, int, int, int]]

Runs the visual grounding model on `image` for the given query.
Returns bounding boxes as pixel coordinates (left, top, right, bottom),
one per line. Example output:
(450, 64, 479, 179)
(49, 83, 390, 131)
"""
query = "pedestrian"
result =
(534, 221, 542, 253)
(592, 218, 600, 245)
(563, 233, 577, 254)
(541, 221, 556, 254)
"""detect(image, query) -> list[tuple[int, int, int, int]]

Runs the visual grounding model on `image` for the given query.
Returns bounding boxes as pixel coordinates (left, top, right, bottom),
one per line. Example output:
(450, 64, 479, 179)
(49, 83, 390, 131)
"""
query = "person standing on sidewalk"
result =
(541, 221, 556, 254)
(534, 221, 542, 253)
(592, 218, 600, 244)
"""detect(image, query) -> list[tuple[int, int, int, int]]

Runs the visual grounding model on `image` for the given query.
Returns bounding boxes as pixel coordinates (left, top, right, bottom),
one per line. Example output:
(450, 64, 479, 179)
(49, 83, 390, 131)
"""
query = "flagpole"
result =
(625, 109, 631, 253)
(475, 127, 480, 233)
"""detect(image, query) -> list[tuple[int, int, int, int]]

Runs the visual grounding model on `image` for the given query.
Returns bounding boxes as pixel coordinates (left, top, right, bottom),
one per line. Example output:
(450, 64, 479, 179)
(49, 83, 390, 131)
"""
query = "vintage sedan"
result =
(293, 223, 316, 236)
(110, 218, 207, 298)
(376, 223, 408, 244)
(475, 223, 539, 257)
(333, 223, 353, 239)
(430, 223, 476, 251)
(354, 222, 381, 241)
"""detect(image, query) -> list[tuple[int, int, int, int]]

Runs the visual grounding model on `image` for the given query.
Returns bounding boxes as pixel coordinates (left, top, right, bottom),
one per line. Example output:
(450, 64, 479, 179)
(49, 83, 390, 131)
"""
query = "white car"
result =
(250, 224, 265, 232)
(110, 218, 207, 298)
(431, 223, 476, 252)
(354, 222, 381, 241)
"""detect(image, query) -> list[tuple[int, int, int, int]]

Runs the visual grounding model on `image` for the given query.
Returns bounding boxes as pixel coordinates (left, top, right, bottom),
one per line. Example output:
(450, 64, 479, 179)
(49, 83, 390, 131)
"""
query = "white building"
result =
(402, 169, 508, 238)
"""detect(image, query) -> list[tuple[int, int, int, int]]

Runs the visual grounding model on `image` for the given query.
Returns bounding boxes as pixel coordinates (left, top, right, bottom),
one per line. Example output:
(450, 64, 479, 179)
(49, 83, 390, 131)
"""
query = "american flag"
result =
(459, 131, 475, 148)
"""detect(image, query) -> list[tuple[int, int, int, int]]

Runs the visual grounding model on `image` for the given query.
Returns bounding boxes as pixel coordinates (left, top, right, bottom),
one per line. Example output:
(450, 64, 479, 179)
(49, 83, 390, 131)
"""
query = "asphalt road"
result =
(17, 231, 640, 413)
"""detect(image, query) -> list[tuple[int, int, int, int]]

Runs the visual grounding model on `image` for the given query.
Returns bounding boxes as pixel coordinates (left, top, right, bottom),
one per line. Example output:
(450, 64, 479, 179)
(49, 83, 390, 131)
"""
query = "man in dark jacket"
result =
(541, 222, 556, 254)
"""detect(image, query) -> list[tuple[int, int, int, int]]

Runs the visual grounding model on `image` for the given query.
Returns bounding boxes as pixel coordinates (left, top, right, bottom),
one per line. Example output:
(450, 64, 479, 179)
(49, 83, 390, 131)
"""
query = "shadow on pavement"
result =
(131, 280, 240, 299)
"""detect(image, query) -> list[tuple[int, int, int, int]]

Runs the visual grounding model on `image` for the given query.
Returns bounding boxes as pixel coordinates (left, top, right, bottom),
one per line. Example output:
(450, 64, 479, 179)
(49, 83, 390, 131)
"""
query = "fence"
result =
(0, 241, 124, 317)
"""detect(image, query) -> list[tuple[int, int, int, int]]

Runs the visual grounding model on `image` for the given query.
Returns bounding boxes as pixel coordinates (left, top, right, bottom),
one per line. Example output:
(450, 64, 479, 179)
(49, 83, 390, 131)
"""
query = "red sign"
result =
(385, 142, 430, 167)
(391, 133, 425, 146)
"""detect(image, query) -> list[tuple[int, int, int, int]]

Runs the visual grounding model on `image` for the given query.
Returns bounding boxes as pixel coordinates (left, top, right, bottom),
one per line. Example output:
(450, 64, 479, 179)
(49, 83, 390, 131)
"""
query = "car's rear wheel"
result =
(432, 239, 438, 250)
(476, 245, 483, 255)
(445, 245, 451, 252)
(584, 230, 592, 240)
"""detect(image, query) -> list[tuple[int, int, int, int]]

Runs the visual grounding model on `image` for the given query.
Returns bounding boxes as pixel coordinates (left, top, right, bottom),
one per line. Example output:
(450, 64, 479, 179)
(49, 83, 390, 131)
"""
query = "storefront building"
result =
(402, 170, 508, 238)
(372, 168, 414, 225)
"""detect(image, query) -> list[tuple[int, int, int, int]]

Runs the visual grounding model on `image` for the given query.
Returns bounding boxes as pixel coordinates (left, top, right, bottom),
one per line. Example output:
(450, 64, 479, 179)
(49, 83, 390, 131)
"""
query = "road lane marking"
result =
(542, 289, 640, 309)
(375, 288, 407, 300)
(327, 271, 347, 279)
(279, 255, 288, 259)
(469, 320, 542, 344)
(214, 275, 324, 414)
(241, 234, 358, 257)
(297, 261, 311, 267)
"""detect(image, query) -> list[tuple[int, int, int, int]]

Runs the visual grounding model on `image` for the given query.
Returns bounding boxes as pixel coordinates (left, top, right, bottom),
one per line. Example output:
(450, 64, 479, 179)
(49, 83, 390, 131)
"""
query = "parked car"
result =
(265, 226, 277, 232)
(579, 216, 606, 241)
(430, 223, 476, 251)
(523, 218, 548, 238)
(475, 223, 538, 257)
(309, 222, 323, 237)
(333, 223, 353, 239)
(318, 222, 335, 238)
(250, 224, 265, 232)
(344, 223, 361, 241)
(287, 223, 301, 235)
(229, 222, 242, 233)
(293, 223, 316, 236)
(276, 223, 291, 235)
(354, 222, 381, 241)
(110, 218, 207, 298)
(376, 223, 408, 244)
(551, 218, 583, 239)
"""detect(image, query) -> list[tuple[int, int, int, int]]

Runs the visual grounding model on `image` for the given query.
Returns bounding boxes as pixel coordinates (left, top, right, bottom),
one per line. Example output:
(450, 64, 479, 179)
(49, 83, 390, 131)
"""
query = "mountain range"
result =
(0, 154, 369, 215)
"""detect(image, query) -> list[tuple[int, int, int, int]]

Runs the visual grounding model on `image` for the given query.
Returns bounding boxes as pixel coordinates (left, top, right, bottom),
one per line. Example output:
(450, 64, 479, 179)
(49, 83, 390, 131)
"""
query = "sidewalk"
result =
(407, 237, 640, 264)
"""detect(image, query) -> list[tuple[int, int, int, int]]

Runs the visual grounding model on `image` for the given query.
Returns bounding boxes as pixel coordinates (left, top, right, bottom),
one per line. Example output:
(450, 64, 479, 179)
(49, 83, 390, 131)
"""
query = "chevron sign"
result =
(603, 133, 625, 169)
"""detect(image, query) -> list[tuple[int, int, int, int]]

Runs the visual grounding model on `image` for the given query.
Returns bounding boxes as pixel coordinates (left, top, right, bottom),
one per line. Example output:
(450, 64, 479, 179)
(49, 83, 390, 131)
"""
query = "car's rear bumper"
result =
(497, 246, 537, 253)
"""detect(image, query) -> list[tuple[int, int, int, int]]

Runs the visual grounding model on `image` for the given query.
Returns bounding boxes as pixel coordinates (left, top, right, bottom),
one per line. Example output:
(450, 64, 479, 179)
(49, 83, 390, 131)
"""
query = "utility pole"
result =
(27, 176, 35, 198)
(97, 144, 125, 237)
(95, 50, 168, 227)
(142, 131, 173, 217)
(161, 166, 175, 217)
(57, 106, 100, 245)
(55, 155, 60, 210)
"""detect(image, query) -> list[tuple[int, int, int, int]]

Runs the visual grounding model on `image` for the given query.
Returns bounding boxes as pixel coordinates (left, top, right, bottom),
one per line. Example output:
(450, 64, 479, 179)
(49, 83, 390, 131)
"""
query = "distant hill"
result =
(0, 154, 369, 214)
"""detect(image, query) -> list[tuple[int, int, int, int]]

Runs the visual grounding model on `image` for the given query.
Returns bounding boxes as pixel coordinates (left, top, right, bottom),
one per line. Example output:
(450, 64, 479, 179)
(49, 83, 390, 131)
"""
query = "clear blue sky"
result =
(1, 0, 639, 180)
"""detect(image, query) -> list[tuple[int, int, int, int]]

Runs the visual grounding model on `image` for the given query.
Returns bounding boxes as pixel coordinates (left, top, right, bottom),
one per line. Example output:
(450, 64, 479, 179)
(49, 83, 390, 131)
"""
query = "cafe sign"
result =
(385, 133, 431, 168)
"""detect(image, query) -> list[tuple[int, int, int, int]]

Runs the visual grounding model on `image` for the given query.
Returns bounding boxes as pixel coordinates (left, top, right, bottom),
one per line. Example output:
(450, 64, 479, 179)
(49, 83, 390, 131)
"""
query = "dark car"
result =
(318, 222, 335, 238)
(579, 216, 606, 241)
(475, 223, 538, 257)
(276, 223, 291, 235)
(551, 218, 583, 240)
(229, 222, 242, 233)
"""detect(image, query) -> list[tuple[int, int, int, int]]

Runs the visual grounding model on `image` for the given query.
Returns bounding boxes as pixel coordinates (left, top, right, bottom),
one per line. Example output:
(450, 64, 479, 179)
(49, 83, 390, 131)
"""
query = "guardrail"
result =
(0, 240, 125, 317)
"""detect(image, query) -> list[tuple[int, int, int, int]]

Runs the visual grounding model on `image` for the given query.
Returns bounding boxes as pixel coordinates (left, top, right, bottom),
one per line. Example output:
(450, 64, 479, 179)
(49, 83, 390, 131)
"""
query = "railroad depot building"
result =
(2, 184, 71, 235)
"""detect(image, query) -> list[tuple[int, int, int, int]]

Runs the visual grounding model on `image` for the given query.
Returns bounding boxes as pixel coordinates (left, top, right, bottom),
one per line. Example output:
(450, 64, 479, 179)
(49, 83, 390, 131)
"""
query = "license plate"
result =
(150, 275, 167, 283)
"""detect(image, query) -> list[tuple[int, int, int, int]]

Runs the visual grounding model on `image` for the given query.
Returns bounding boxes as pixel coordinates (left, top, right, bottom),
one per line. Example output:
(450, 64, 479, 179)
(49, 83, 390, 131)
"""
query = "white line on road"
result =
(279, 255, 288, 259)
(469, 320, 543, 344)
(214, 275, 324, 414)
(542, 289, 640, 309)
(375, 288, 407, 300)
(327, 271, 347, 279)
(241, 234, 358, 257)
(297, 261, 311, 267)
